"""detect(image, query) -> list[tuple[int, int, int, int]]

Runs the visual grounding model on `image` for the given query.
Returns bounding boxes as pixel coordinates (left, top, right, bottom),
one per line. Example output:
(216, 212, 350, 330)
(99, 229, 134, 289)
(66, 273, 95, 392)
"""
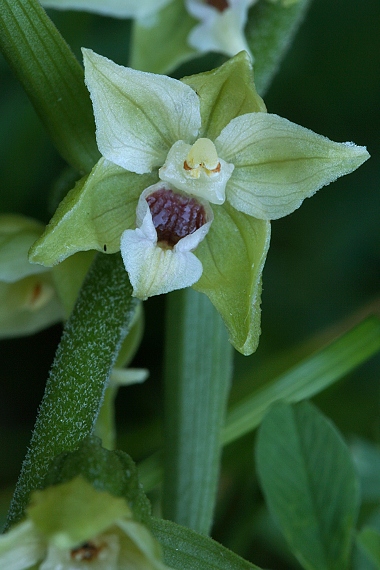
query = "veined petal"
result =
(0, 519, 45, 570)
(216, 112, 370, 219)
(83, 49, 201, 174)
(121, 185, 212, 299)
(41, 0, 171, 19)
(186, 0, 256, 57)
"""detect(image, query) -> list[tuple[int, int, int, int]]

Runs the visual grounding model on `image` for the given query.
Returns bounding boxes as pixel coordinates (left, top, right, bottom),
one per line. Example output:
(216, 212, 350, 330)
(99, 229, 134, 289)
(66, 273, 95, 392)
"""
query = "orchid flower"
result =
(30, 51, 369, 354)
(0, 477, 171, 570)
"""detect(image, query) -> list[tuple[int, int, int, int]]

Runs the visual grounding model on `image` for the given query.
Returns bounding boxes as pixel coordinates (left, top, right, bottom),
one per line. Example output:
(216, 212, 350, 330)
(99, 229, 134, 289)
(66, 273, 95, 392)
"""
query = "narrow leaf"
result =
(0, 0, 99, 173)
(224, 316, 380, 444)
(256, 401, 360, 570)
(163, 288, 233, 534)
(247, 0, 313, 95)
(151, 517, 263, 570)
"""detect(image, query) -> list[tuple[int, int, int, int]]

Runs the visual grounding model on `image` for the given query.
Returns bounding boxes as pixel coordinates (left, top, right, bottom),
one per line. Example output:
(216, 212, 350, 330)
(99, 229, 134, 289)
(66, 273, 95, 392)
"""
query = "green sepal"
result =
(194, 202, 270, 355)
(0, 215, 46, 282)
(182, 51, 266, 141)
(0, 214, 64, 337)
(29, 157, 157, 267)
(27, 476, 131, 549)
(44, 436, 151, 524)
(131, 0, 197, 75)
(0, 273, 63, 339)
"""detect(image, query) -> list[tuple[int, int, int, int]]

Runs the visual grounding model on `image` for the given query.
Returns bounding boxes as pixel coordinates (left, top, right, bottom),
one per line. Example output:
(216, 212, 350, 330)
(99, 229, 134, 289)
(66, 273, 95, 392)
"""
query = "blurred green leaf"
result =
(357, 528, 380, 569)
(151, 517, 263, 570)
(256, 401, 359, 570)
(224, 316, 380, 444)
(351, 438, 380, 504)
(247, 0, 313, 95)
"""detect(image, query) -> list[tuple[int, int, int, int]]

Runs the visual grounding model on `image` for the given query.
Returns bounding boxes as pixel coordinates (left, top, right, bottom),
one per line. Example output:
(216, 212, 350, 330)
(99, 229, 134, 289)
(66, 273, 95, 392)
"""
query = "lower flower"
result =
(120, 183, 213, 299)
(0, 477, 171, 570)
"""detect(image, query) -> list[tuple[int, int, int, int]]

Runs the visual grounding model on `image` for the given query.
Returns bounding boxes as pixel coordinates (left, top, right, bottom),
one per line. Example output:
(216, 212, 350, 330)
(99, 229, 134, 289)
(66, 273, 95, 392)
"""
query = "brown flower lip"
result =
(146, 187, 207, 247)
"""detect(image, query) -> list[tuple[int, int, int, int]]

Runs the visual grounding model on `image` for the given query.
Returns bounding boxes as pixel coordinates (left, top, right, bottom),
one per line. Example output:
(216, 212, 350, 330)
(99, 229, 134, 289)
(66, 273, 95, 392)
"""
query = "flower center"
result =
(183, 138, 221, 179)
(146, 187, 207, 248)
(205, 0, 229, 11)
(70, 541, 104, 562)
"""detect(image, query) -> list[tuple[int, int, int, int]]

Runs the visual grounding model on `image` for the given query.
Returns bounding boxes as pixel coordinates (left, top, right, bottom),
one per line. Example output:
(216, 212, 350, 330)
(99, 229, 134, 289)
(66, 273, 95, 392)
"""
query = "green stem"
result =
(0, 0, 99, 173)
(5, 253, 138, 529)
(247, 0, 313, 95)
(163, 289, 233, 535)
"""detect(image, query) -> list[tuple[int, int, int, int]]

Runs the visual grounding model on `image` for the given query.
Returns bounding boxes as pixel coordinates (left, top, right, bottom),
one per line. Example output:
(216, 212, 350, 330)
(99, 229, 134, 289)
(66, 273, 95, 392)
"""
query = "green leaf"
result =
(163, 288, 233, 534)
(194, 201, 271, 356)
(224, 316, 380, 444)
(0, 0, 99, 173)
(246, 0, 313, 95)
(357, 528, 380, 568)
(151, 517, 263, 570)
(131, 0, 197, 75)
(29, 158, 157, 267)
(138, 316, 380, 493)
(256, 401, 360, 570)
(182, 51, 266, 141)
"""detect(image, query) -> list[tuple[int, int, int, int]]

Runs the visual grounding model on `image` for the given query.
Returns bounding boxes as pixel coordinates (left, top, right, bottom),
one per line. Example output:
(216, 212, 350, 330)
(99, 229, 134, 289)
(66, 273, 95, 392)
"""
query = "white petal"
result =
(159, 140, 234, 204)
(41, 0, 171, 19)
(121, 230, 203, 299)
(83, 49, 201, 174)
(0, 520, 45, 570)
(186, 0, 256, 57)
(216, 112, 370, 220)
(120, 185, 213, 299)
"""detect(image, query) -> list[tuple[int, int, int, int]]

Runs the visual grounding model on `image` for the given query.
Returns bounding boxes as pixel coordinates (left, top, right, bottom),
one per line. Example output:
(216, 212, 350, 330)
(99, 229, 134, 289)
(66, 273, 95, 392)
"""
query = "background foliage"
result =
(0, 0, 379, 567)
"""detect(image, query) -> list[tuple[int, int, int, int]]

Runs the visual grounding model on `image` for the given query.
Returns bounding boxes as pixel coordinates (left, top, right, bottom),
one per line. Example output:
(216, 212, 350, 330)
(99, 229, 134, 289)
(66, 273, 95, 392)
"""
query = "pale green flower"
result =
(185, 0, 257, 59)
(0, 214, 63, 338)
(40, 0, 171, 19)
(30, 51, 369, 354)
(0, 478, 170, 570)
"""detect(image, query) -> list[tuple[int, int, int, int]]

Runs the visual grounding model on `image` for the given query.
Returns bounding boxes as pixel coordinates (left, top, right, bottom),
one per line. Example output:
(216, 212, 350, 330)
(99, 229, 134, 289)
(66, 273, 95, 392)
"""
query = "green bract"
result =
(30, 50, 369, 355)
(0, 477, 172, 570)
(0, 214, 63, 338)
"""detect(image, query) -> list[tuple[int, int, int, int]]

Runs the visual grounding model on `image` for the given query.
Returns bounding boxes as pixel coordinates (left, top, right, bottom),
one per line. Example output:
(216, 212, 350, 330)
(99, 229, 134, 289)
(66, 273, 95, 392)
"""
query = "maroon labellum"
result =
(146, 187, 207, 247)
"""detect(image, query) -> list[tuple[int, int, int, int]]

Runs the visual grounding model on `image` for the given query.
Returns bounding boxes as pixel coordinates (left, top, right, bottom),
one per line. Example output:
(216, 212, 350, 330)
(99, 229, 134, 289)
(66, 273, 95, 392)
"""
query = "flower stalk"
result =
(5, 253, 139, 529)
